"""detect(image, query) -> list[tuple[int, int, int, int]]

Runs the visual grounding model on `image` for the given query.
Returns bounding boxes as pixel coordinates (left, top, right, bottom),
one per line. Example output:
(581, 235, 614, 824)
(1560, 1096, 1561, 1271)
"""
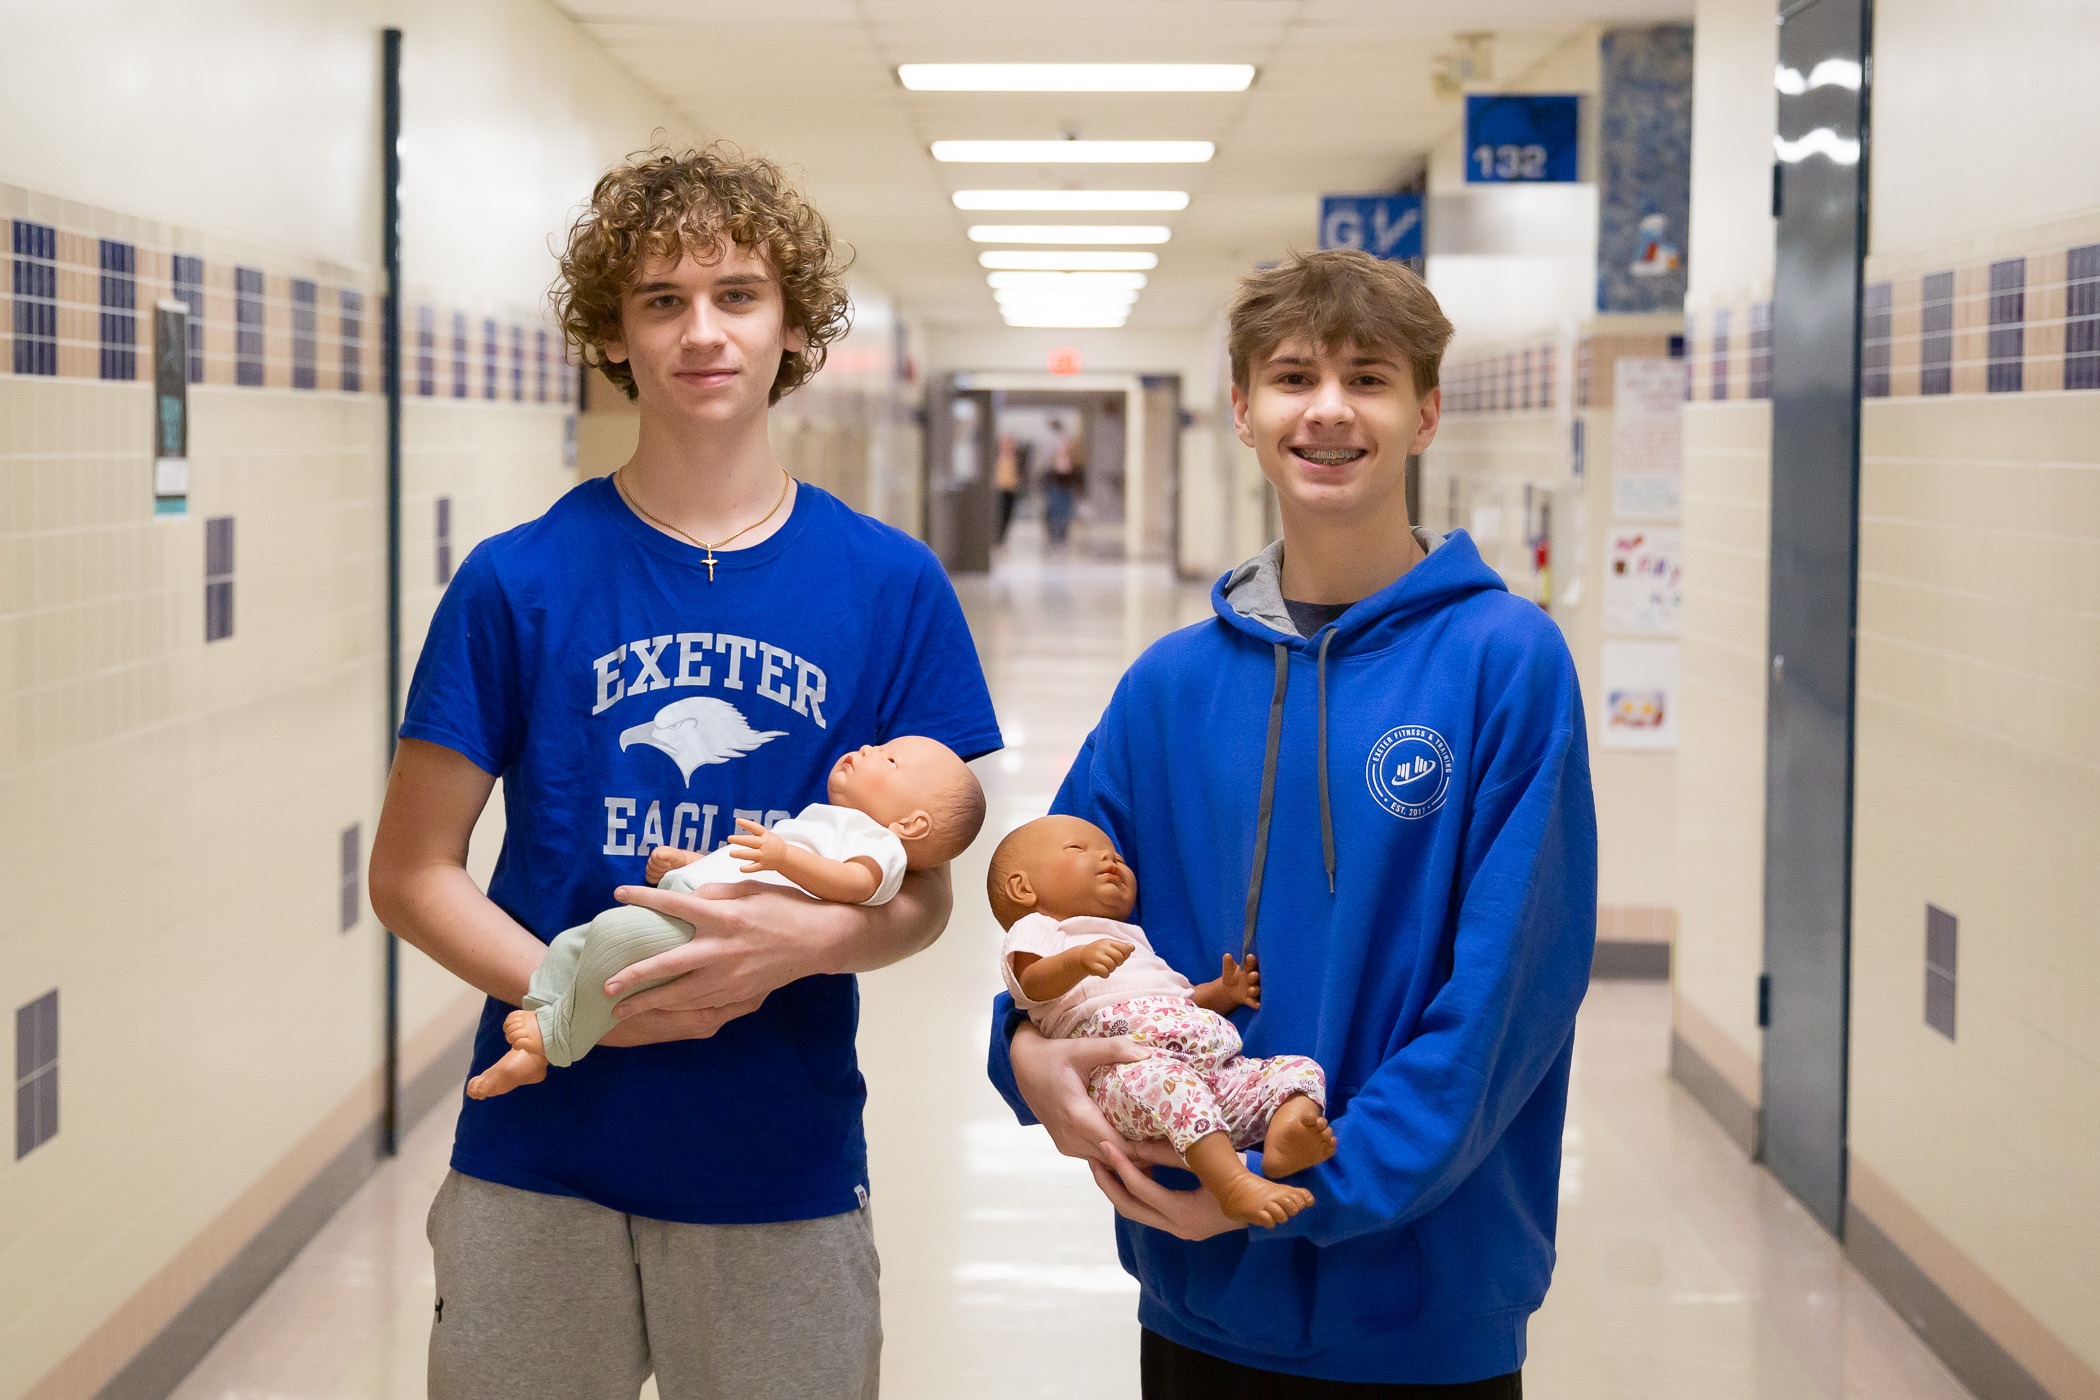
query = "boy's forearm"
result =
(373, 860, 543, 1005)
(1190, 979, 1236, 1015)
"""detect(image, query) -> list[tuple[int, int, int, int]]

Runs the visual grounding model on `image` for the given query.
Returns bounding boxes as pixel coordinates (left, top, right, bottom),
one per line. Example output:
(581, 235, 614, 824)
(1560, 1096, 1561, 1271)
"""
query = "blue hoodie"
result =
(986, 529, 1597, 1385)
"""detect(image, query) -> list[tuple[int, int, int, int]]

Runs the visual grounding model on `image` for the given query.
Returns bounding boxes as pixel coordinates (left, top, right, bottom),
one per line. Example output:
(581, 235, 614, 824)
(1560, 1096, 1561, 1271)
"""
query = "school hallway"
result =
(11, 3, 2100, 1398)
(155, 557, 1969, 1400)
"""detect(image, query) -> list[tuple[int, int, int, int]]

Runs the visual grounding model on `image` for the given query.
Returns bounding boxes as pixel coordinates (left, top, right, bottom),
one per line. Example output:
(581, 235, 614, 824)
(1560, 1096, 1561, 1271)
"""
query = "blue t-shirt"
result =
(400, 476, 1001, 1224)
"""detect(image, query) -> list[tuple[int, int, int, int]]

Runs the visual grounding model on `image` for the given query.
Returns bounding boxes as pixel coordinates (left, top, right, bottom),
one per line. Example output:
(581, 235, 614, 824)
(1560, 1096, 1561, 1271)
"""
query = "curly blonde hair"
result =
(553, 144, 853, 404)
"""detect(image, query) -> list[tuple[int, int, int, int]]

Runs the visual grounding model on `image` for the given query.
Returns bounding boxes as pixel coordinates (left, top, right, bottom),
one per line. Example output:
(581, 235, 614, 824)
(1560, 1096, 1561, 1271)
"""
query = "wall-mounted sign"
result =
(1602, 639, 1680, 750)
(1318, 193, 1423, 262)
(1610, 357, 1686, 520)
(1464, 94, 1581, 183)
(1603, 525, 1683, 636)
(152, 299, 190, 516)
(1047, 347, 1084, 376)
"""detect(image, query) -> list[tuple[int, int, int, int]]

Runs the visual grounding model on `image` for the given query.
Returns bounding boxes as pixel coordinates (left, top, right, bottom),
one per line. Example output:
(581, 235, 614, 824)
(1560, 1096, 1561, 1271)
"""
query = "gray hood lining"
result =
(1220, 526, 1447, 638)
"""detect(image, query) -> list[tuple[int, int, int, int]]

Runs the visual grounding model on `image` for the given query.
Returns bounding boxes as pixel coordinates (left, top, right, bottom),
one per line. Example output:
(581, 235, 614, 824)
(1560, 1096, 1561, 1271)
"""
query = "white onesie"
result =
(1000, 913, 1195, 1038)
(663, 803, 908, 906)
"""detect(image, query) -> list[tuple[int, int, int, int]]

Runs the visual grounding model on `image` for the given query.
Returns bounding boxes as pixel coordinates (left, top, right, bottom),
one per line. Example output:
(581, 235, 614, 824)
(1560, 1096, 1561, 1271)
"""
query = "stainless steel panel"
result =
(1762, 0, 1872, 1236)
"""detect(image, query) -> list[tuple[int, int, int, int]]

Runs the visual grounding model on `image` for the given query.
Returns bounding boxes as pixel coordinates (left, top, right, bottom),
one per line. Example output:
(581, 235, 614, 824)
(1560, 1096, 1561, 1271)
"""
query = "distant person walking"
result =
(1043, 417, 1086, 548)
(994, 431, 1024, 544)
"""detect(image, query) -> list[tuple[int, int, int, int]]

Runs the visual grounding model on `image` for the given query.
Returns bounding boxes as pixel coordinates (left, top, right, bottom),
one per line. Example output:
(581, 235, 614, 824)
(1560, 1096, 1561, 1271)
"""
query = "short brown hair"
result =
(553, 144, 852, 404)
(1227, 248, 1454, 396)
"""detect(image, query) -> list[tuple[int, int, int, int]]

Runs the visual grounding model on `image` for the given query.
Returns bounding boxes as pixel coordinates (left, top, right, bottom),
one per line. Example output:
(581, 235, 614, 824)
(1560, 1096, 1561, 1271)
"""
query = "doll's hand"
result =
(1076, 939, 1136, 979)
(645, 844, 701, 886)
(727, 819, 787, 873)
(1221, 953, 1261, 1008)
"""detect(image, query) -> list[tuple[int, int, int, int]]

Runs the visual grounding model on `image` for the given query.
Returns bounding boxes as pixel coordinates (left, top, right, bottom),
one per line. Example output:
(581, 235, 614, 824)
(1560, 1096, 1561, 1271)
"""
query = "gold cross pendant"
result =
(704, 549, 718, 582)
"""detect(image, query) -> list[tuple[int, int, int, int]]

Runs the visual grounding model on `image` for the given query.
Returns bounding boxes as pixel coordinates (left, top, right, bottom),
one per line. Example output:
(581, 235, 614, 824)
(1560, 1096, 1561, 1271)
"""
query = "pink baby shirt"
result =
(1000, 913, 1195, 1038)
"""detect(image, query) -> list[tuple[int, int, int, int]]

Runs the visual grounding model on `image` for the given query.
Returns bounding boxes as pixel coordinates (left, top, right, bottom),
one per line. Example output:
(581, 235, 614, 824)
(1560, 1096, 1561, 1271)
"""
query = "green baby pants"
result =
(524, 904, 694, 1067)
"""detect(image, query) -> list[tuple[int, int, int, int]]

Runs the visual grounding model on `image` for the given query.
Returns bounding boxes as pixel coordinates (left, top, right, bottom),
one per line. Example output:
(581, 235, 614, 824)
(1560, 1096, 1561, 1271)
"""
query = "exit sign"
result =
(1048, 347, 1084, 376)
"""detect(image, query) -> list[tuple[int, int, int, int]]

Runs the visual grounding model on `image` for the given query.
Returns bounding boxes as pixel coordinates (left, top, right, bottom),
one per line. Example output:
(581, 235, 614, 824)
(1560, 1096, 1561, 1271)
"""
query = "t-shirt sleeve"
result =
(1000, 914, 1068, 1009)
(875, 548, 1003, 761)
(399, 544, 525, 776)
(842, 826, 908, 907)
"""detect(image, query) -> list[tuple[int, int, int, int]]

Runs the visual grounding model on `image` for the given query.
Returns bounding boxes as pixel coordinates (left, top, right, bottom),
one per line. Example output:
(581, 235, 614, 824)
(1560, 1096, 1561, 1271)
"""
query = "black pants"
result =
(1142, 1330, 1522, 1400)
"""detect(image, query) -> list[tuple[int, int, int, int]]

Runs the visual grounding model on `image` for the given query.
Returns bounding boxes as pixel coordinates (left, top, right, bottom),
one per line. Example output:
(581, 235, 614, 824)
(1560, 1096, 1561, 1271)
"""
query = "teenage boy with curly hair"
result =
(989, 249, 1597, 1397)
(371, 145, 999, 1400)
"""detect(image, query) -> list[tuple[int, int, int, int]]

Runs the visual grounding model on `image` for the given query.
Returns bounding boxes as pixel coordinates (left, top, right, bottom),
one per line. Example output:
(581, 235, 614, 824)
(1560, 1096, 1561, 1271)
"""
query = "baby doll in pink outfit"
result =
(989, 814, 1336, 1226)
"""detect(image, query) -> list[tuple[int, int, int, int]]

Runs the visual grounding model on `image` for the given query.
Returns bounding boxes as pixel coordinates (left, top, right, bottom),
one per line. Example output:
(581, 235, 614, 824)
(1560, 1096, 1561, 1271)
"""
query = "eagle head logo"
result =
(619, 697, 787, 784)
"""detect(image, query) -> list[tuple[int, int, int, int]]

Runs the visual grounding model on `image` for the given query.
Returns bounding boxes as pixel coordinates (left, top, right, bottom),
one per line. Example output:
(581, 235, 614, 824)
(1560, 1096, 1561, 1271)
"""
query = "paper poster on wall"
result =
(1610, 357, 1685, 520)
(1602, 639, 1680, 749)
(1604, 526, 1683, 635)
(152, 299, 190, 516)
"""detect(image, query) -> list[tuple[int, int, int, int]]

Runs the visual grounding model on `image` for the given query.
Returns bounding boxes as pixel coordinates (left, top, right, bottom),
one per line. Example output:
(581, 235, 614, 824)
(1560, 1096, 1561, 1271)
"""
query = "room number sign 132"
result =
(1472, 143, 1550, 181)
(1463, 93, 1580, 184)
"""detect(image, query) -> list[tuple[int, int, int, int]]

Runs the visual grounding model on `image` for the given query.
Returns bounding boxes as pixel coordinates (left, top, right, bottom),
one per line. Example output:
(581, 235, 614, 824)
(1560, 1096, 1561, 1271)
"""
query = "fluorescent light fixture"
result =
(953, 190, 1190, 212)
(1001, 311, 1130, 328)
(979, 250, 1159, 271)
(901, 64, 1253, 92)
(995, 291, 1140, 311)
(987, 271, 1148, 290)
(968, 224, 1171, 245)
(932, 140, 1214, 164)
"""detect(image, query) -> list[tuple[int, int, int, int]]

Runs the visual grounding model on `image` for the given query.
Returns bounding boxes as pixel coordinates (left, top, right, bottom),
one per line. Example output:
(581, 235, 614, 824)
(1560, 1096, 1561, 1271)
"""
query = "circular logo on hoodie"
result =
(1366, 726, 1453, 820)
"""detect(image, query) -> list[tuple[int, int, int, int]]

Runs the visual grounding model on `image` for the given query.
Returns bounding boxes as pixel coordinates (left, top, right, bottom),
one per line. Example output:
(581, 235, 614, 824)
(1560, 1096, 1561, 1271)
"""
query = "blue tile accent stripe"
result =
(1862, 282, 1893, 399)
(1919, 270, 1955, 396)
(98, 239, 138, 381)
(235, 266, 266, 387)
(12, 219, 58, 376)
(291, 278, 318, 390)
(1986, 258, 2025, 393)
(15, 989, 59, 1160)
(340, 288, 363, 393)
(2067, 244, 2100, 391)
(172, 253, 207, 384)
(0, 183, 595, 405)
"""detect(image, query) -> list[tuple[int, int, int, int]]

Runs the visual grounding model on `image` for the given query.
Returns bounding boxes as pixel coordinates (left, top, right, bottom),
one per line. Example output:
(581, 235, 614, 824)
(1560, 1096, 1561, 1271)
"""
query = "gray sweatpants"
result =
(427, 1171, 881, 1400)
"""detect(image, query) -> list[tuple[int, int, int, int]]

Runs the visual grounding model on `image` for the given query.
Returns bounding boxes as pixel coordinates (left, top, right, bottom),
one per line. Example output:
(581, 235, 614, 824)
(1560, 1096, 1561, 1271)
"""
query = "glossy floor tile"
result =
(168, 556, 1973, 1400)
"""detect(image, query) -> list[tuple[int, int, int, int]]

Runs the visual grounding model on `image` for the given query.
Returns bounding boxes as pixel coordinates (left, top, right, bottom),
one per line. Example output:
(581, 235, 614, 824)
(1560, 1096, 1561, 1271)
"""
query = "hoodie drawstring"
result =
(1241, 632, 1340, 959)
(1242, 644, 1290, 960)
(1316, 628, 1336, 893)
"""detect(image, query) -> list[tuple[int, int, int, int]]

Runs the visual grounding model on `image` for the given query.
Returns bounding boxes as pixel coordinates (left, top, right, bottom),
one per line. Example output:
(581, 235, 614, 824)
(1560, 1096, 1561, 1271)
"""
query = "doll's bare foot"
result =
(502, 1008, 545, 1055)
(466, 1047, 546, 1098)
(1261, 1095, 1337, 1178)
(466, 1012, 548, 1098)
(1183, 1131, 1314, 1228)
(645, 844, 702, 886)
(1214, 1170, 1316, 1227)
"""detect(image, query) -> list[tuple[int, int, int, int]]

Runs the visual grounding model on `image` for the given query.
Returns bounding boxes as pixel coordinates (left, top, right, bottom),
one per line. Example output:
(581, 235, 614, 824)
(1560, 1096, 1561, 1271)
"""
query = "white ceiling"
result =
(553, 0, 1693, 331)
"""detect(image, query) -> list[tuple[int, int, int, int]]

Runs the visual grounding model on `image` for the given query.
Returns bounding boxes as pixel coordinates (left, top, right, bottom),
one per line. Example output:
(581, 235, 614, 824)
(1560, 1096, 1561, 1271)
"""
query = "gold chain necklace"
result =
(614, 467, 791, 583)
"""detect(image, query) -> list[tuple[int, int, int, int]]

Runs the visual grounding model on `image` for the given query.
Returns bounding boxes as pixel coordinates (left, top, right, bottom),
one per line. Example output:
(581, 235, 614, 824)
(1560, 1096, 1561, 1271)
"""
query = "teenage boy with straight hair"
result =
(371, 146, 1000, 1400)
(990, 248, 1597, 1396)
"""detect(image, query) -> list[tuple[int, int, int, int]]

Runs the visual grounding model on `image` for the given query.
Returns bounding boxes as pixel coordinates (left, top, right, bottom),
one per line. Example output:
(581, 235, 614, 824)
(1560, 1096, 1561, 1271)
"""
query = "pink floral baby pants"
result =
(1077, 995, 1326, 1154)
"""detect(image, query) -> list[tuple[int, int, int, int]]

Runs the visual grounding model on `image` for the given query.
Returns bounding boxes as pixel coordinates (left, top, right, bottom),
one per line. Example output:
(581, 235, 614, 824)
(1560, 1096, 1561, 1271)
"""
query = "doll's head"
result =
(825, 736, 985, 868)
(986, 815, 1137, 929)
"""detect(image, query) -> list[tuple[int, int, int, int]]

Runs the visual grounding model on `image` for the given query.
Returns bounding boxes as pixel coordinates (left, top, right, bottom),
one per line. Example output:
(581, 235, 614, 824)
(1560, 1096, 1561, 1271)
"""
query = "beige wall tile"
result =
(1852, 390, 2100, 1382)
(1673, 400, 1771, 1093)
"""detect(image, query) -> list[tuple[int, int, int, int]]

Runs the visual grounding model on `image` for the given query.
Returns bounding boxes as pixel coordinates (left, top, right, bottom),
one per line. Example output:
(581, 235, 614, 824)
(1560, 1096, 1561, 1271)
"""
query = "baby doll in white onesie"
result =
(990, 814, 1336, 1226)
(467, 735, 985, 1098)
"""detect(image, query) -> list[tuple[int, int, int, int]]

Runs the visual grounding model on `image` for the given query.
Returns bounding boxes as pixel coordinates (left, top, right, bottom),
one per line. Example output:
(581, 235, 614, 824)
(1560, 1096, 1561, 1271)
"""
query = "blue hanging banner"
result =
(1318, 193, 1423, 262)
(1464, 94, 1581, 183)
